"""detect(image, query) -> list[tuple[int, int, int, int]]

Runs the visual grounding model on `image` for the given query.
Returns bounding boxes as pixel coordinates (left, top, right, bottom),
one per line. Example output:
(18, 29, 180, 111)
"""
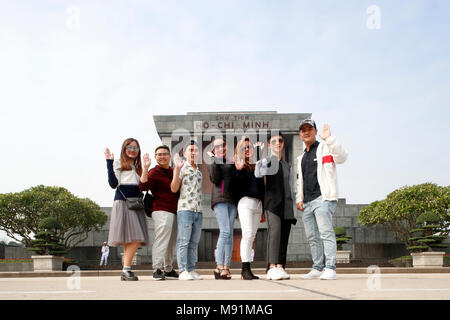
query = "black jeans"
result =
(266, 210, 292, 269)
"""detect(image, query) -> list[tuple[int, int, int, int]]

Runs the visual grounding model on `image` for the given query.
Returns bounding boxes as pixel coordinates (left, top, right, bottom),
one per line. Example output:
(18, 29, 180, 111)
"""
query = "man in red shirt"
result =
(140, 145, 180, 280)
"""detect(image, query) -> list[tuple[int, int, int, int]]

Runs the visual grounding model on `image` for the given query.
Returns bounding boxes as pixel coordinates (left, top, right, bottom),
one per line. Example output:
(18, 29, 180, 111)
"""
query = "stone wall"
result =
(3, 201, 449, 267)
(5, 246, 32, 259)
(69, 198, 414, 265)
(286, 199, 406, 262)
(0, 262, 33, 272)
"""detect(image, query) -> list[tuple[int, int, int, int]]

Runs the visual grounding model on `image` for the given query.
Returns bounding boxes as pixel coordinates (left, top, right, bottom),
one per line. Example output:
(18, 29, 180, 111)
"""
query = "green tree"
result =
(334, 226, 352, 251)
(358, 183, 450, 251)
(0, 185, 108, 251)
(407, 211, 449, 252)
(27, 217, 67, 256)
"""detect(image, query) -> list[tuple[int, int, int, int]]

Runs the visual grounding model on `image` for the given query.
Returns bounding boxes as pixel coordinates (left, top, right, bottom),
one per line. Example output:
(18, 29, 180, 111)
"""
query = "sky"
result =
(1, 0, 449, 242)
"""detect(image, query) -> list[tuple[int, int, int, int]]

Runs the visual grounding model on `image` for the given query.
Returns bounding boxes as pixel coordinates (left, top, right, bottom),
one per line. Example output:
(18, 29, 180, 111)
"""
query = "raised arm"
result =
(105, 148, 119, 189)
(319, 124, 348, 164)
(139, 153, 154, 191)
(255, 156, 279, 178)
(170, 154, 184, 193)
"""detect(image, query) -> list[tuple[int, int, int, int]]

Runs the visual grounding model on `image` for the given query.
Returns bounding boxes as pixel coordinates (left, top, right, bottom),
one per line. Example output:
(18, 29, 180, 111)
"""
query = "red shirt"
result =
(139, 165, 179, 214)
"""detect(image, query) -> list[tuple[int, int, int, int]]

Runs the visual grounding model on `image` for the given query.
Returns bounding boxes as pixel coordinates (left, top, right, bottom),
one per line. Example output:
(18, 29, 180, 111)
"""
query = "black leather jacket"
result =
(208, 157, 238, 210)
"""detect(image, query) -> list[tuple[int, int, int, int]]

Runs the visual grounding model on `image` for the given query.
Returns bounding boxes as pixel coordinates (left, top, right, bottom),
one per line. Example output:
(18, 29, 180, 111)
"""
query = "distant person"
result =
(256, 132, 297, 280)
(296, 120, 348, 280)
(139, 145, 180, 281)
(234, 137, 265, 280)
(99, 242, 109, 266)
(207, 137, 238, 280)
(105, 138, 149, 281)
(171, 141, 203, 280)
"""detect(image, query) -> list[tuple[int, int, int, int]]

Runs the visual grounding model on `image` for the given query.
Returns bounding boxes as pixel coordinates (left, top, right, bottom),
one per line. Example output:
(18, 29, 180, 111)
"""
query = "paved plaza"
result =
(1, 269, 450, 300)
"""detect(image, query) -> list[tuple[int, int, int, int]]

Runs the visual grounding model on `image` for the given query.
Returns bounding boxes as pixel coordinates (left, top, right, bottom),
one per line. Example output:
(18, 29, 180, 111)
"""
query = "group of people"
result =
(104, 119, 347, 281)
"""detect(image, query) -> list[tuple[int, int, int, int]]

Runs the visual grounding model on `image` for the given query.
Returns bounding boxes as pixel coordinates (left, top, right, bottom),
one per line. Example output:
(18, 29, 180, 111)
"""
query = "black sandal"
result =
(214, 268, 222, 280)
(220, 268, 232, 280)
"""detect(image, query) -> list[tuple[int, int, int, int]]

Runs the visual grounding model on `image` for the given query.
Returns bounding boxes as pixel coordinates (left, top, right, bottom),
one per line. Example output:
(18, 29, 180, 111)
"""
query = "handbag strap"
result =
(116, 185, 128, 200)
(117, 185, 144, 199)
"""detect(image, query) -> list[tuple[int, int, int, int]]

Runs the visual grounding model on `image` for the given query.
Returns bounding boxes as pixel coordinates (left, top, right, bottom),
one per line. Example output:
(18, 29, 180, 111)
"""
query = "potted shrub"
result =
(408, 211, 448, 268)
(334, 226, 352, 263)
(28, 217, 67, 272)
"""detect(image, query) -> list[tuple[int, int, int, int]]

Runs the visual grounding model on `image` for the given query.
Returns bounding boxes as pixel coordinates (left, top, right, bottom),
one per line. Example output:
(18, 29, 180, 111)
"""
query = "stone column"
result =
(161, 136, 172, 149)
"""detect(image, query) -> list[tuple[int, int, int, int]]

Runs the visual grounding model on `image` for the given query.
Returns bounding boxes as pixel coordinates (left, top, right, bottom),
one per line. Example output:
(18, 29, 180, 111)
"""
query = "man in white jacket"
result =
(296, 119, 348, 280)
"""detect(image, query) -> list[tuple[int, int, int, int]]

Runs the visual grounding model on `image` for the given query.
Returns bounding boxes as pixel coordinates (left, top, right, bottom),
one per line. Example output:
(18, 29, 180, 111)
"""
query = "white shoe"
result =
(266, 267, 283, 280)
(301, 269, 323, 279)
(189, 270, 203, 280)
(278, 267, 290, 279)
(179, 270, 194, 280)
(319, 268, 337, 280)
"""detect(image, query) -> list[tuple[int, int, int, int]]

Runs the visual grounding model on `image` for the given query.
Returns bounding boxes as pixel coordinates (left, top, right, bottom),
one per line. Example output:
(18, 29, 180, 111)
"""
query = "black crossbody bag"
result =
(143, 191, 154, 218)
(117, 186, 145, 211)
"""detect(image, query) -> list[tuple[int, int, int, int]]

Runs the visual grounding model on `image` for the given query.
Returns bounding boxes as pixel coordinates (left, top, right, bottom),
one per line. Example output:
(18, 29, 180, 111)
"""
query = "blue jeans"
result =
(213, 202, 237, 266)
(176, 210, 203, 272)
(301, 196, 337, 270)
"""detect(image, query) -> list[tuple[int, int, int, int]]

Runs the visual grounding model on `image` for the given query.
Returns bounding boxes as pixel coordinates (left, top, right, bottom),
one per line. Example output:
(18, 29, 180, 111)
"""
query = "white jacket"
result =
(296, 136, 348, 203)
(101, 246, 109, 255)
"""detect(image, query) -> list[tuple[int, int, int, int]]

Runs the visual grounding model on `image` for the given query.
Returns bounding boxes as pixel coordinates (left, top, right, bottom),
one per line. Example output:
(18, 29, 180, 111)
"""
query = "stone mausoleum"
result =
(67, 111, 410, 266)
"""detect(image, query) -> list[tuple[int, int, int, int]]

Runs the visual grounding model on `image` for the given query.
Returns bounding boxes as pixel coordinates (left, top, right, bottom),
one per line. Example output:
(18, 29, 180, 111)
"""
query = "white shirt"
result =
(101, 246, 109, 255)
(113, 159, 140, 185)
(177, 161, 203, 213)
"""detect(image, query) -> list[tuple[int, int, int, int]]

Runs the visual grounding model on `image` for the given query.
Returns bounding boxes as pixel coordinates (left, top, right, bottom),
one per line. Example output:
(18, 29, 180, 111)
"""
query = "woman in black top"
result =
(234, 137, 265, 280)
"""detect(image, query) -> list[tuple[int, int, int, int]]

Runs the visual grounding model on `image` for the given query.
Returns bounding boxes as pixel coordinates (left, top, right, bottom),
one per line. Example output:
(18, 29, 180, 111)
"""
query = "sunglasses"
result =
(241, 145, 255, 151)
(155, 152, 170, 157)
(126, 145, 140, 152)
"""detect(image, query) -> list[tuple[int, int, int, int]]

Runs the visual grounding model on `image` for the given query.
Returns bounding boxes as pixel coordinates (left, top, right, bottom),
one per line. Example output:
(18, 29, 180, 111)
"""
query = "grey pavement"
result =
(0, 268, 450, 300)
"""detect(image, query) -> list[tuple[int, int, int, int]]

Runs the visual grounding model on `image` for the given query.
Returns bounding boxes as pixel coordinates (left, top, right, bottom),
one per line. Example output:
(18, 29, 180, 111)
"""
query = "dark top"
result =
(262, 156, 296, 224)
(139, 165, 179, 214)
(107, 159, 142, 201)
(208, 157, 238, 210)
(234, 166, 265, 203)
(301, 140, 322, 203)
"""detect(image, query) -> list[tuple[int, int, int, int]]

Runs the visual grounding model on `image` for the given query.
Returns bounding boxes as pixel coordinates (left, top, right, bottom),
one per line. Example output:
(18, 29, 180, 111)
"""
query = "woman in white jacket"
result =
(296, 120, 347, 280)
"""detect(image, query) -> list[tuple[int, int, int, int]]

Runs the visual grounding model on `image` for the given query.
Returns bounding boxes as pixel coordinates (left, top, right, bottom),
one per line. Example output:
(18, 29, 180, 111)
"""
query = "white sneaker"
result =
(179, 270, 194, 280)
(319, 268, 337, 280)
(189, 270, 203, 280)
(266, 267, 284, 280)
(301, 269, 323, 279)
(278, 267, 290, 280)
